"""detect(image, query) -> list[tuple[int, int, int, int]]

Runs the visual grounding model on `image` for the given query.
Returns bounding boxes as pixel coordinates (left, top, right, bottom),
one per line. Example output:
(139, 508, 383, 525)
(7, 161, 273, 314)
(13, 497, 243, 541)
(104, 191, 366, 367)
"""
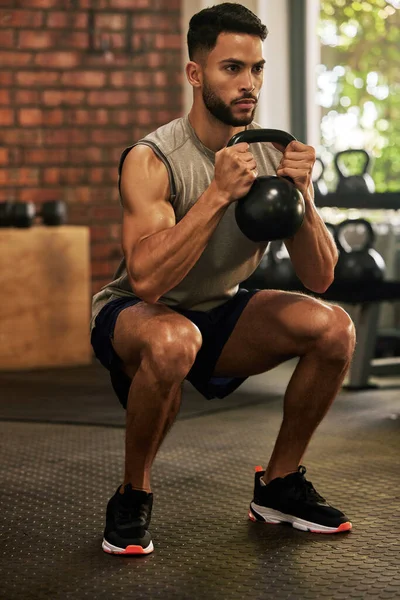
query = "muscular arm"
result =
(285, 185, 338, 293)
(121, 145, 229, 303)
(273, 140, 338, 293)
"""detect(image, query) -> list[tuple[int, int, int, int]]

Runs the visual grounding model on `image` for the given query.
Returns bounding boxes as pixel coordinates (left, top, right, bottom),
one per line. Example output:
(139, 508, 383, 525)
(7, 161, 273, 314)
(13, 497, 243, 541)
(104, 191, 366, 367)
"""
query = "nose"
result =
(240, 70, 256, 93)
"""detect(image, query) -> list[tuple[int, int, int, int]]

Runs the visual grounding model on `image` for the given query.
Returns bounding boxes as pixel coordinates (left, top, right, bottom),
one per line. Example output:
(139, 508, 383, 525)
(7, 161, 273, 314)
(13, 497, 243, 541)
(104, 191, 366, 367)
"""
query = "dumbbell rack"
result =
(315, 191, 400, 388)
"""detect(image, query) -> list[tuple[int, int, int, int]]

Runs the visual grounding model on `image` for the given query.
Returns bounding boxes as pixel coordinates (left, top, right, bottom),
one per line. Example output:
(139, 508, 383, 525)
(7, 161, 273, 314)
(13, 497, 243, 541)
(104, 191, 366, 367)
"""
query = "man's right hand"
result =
(213, 142, 258, 202)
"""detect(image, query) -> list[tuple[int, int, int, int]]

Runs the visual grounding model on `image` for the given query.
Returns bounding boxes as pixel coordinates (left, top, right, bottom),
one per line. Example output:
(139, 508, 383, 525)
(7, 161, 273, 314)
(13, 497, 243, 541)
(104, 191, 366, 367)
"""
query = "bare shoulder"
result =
(120, 144, 170, 211)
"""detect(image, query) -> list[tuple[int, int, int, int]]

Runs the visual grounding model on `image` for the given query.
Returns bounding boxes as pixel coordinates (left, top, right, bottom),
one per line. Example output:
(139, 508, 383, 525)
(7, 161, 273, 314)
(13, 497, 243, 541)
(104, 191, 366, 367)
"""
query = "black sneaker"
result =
(249, 466, 352, 534)
(102, 484, 154, 555)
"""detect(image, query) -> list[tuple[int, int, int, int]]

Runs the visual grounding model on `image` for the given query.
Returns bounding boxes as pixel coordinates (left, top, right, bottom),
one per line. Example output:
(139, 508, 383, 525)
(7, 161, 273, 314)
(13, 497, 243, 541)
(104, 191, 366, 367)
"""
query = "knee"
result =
(316, 305, 356, 364)
(143, 321, 202, 382)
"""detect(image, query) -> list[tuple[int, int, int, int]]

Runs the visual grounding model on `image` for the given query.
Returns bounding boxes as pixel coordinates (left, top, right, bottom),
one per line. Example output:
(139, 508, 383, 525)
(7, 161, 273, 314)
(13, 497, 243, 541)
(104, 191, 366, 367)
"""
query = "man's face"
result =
(201, 32, 264, 126)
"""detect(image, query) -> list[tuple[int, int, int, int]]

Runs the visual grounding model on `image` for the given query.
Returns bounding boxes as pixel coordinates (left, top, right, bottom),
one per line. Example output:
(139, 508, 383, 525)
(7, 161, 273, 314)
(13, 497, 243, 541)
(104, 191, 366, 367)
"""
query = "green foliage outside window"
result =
(318, 0, 400, 192)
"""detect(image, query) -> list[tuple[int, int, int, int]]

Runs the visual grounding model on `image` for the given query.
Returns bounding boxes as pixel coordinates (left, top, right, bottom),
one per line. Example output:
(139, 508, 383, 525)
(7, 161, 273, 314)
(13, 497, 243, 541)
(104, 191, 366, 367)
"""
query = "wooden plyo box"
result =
(0, 226, 92, 370)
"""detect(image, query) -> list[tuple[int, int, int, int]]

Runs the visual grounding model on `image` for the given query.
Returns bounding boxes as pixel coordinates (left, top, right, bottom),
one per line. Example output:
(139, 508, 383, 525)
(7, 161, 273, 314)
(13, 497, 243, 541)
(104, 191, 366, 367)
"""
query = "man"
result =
(91, 3, 356, 556)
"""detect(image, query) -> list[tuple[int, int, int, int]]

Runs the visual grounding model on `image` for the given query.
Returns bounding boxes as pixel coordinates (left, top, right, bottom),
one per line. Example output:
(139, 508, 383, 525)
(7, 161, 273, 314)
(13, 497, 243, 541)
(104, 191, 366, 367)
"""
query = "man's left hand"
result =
(272, 140, 316, 199)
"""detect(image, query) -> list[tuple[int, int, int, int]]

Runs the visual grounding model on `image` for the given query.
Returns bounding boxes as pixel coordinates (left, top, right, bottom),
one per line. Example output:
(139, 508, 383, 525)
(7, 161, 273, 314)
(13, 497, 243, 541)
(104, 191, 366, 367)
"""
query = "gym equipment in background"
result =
(0, 200, 67, 228)
(334, 149, 375, 195)
(334, 218, 385, 283)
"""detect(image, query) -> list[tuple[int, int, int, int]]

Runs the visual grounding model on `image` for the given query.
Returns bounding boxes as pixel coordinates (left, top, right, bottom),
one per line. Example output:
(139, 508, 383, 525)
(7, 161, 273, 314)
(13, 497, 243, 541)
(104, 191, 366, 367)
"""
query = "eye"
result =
(253, 65, 264, 73)
(226, 65, 240, 72)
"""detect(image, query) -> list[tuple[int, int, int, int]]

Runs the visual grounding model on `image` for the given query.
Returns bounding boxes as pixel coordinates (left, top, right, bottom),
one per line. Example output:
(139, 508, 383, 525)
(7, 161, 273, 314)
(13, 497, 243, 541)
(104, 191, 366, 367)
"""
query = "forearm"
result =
(128, 181, 229, 302)
(287, 191, 338, 293)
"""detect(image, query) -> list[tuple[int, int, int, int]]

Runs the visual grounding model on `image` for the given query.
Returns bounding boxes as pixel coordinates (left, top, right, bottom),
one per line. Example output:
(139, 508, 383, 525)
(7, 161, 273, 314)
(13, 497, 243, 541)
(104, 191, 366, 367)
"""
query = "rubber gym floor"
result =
(0, 360, 399, 600)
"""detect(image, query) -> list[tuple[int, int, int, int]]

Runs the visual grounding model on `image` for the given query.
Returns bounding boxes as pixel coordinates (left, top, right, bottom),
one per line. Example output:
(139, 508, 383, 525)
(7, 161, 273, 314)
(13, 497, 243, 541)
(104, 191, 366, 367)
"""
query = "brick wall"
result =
(0, 0, 183, 295)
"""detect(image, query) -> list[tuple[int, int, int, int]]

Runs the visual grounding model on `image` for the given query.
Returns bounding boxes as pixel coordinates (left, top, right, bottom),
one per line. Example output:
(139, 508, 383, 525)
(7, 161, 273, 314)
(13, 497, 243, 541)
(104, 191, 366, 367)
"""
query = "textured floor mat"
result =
(1, 389, 399, 600)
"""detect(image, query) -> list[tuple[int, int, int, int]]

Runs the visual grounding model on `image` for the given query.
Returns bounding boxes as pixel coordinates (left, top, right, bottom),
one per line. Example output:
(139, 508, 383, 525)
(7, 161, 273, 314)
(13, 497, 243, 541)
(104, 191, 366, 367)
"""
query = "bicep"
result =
(120, 145, 176, 262)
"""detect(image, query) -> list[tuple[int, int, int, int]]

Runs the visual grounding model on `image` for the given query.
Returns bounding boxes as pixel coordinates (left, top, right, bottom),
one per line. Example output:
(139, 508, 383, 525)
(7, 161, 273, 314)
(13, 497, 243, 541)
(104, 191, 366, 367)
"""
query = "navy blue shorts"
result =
(91, 288, 259, 408)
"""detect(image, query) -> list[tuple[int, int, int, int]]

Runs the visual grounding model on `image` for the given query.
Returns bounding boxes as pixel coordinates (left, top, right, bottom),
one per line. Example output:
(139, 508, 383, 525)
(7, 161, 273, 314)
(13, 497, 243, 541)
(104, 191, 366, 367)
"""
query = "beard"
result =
(202, 79, 257, 126)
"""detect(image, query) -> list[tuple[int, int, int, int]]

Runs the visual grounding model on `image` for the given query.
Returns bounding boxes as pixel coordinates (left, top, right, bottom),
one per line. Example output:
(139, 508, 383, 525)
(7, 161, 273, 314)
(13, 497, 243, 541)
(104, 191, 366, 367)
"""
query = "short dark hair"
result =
(187, 3, 268, 61)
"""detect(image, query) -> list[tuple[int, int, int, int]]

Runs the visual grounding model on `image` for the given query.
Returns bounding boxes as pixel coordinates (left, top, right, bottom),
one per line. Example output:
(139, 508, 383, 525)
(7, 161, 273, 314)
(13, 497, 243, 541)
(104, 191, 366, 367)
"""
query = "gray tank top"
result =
(91, 115, 282, 330)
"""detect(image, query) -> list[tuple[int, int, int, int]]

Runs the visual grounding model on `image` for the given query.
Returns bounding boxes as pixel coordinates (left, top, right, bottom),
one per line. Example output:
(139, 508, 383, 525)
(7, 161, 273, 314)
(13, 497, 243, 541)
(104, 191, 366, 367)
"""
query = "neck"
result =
(188, 103, 247, 153)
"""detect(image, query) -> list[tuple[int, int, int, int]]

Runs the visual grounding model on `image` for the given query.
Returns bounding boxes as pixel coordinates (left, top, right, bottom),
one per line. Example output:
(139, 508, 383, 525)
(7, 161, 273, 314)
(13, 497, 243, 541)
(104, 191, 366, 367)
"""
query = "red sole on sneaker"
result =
(309, 521, 352, 534)
(102, 539, 154, 555)
(248, 510, 352, 534)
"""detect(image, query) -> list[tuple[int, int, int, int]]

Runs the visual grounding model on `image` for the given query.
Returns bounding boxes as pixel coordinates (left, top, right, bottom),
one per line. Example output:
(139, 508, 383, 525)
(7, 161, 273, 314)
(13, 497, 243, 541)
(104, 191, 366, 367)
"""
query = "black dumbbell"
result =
(0, 200, 67, 228)
(0, 201, 14, 227)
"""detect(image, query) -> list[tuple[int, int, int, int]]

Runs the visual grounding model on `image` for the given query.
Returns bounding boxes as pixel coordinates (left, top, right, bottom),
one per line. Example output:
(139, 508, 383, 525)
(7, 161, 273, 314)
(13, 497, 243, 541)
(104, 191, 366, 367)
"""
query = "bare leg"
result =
(214, 290, 356, 482)
(112, 303, 202, 493)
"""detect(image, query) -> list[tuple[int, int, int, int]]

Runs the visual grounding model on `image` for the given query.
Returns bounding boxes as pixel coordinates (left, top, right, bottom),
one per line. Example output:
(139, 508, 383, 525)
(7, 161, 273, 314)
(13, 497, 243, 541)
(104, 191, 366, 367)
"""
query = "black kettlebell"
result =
(313, 157, 328, 196)
(334, 149, 375, 195)
(334, 218, 385, 283)
(228, 129, 306, 242)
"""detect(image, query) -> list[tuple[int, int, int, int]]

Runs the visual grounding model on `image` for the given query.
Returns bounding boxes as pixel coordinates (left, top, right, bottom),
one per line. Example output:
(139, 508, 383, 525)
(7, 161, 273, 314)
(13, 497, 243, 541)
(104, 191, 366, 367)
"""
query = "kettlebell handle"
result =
(334, 149, 371, 178)
(227, 129, 296, 148)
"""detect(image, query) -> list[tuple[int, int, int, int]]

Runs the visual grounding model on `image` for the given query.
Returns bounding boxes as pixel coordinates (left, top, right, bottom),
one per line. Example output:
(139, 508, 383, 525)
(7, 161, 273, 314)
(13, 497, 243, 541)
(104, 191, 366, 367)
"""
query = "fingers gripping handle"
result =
(227, 128, 297, 148)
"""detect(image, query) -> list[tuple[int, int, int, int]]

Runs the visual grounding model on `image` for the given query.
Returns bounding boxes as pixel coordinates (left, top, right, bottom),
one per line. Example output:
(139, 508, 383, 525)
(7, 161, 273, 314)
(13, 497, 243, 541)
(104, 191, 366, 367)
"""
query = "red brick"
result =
(89, 169, 104, 184)
(155, 33, 181, 50)
(46, 109, 64, 126)
(18, 188, 61, 203)
(24, 148, 68, 164)
(153, 71, 167, 87)
(109, 0, 150, 7)
(42, 90, 85, 106)
(18, 0, 58, 6)
(0, 108, 14, 125)
(0, 170, 9, 185)
(91, 241, 122, 259)
(46, 12, 68, 28)
(146, 53, 163, 68)
(2, 128, 42, 145)
(4, 168, 40, 186)
(133, 15, 153, 30)
(58, 32, 88, 49)
(0, 189, 15, 202)
(15, 89, 40, 104)
(90, 129, 133, 145)
(87, 90, 129, 106)
(67, 109, 108, 126)
(63, 168, 88, 185)
(111, 110, 134, 126)
(95, 13, 127, 30)
(63, 186, 91, 204)
(0, 30, 15, 48)
(0, 71, 13, 85)
(0, 51, 33, 66)
(91, 261, 114, 277)
(43, 168, 60, 185)
(35, 51, 80, 68)
(110, 70, 152, 88)
(46, 11, 87, 29)
(16, 71, 59, 86)
(43, 129, 89, 146)
(85, 53, 130, 68)
(79, 0, 108, 8)
(17, 108, 62, 127)
(0, 147, 8, 163)
(0, 89, 10, 104)
(0, 10, 43, 28)
(89, 187, 118, 204)
(18, 108, 42, 126)
(68, 147, 104, 164)
(18, 30, 54, 49)
(61, 71, 106, 88)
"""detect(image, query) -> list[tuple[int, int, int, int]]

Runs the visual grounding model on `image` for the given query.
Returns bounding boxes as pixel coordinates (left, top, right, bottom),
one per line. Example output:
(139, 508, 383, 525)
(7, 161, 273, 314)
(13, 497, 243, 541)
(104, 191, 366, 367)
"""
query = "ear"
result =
(186, 61, 203, 89)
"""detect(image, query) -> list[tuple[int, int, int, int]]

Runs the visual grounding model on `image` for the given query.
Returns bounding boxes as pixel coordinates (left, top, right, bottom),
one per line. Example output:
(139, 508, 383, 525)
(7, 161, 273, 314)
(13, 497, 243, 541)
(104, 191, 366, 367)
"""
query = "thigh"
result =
(112, 301, 202, 378)
(214, 289, 339, 377)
